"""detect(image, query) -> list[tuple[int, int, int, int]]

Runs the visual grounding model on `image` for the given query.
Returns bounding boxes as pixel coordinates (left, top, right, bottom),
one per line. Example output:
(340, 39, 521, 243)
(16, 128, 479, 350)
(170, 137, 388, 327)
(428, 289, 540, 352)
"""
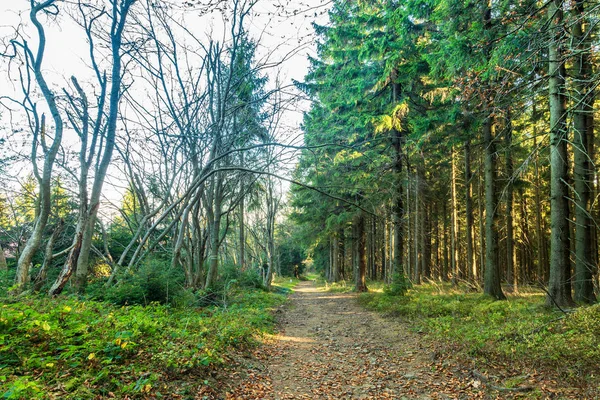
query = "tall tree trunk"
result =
(414, 170, 421, 284)
(547, 0, 575, 308)
(505, 113, 516, 290)
(332, 233, 340, 281)
(432, 203, 440, 279)
(482, 0, 505, 300)
(206, 211, 222, 289)
(355, 213, 368, 292)
(478, 152, 486, 282)
(483, 115, 506, 300)
(391, 71, 405, 282)
(450, 148, 459, 285)
(572, 0, 596, 304)
(465, 140, 476, 283)
(533, 114, 548, 283)
(239, 153, 246, 271)
(442, 200, 449, 281)
(422, 202, 431, 279)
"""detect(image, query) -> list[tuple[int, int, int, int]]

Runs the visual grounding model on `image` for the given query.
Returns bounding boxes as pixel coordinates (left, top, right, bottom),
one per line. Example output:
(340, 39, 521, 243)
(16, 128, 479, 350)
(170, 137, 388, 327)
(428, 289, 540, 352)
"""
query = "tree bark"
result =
(239, 153, 246, 271)
(450, 148, 459, 285)
(547, 0, 575, 308)
(414, 169, 421, 284)
(34, 220, 63, 292)
(465, 141, 476, 283)
(505, 113, 516, 290)
(14, 2, 65, 293)
(533, 112, 548, 284)
(572, 0, 596, 304)
(355, 213, 368, 292)
(0, 243, 7, 272)
(483, 114, 506, 300)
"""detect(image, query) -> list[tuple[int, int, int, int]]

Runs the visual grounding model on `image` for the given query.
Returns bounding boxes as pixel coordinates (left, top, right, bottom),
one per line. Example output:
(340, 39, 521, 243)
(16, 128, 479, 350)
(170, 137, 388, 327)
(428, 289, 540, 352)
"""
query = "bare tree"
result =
(49, 0, 136, 295)
(1, 0, 65, 294)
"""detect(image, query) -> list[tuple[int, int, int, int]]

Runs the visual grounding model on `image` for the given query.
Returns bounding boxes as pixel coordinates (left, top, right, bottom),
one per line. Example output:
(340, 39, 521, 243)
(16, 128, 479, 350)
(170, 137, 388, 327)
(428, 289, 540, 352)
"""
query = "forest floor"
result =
(224, 280, 591, 400)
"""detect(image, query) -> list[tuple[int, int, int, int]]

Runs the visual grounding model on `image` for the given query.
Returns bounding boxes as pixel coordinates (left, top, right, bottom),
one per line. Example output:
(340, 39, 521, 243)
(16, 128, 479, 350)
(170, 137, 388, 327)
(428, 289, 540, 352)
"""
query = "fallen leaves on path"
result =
(227, 282, 486, 399)
(223, 282, 587, 399)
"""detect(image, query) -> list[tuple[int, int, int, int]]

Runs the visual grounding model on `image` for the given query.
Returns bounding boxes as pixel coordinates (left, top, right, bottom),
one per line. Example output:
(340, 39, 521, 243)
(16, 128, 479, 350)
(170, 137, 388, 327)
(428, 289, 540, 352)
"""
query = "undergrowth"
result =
(359, 283, 600, 383)
(0, 281, 293, 399)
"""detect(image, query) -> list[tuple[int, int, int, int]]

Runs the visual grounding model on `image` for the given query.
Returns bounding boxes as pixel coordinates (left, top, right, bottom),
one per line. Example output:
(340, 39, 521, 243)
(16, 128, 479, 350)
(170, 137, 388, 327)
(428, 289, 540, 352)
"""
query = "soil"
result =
(225, 281, 488, 399)
(222, 281, 589, 399)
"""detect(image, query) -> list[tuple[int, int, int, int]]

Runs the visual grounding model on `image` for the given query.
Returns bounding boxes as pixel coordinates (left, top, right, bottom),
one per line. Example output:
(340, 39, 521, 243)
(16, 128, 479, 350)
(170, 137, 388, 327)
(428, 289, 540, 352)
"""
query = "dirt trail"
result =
(228, 281, 486, 399)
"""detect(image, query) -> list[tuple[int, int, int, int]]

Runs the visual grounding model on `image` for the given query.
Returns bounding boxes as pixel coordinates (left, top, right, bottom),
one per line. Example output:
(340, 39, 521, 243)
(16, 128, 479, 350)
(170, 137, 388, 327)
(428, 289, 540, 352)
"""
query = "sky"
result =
(0, 0, 332, 210)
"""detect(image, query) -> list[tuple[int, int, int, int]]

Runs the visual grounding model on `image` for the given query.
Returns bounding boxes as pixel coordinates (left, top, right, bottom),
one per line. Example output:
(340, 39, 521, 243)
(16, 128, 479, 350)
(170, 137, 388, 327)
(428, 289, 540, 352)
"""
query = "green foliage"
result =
(0, 286, 287, 398)
(383, 272, 412, 296)
(277, 242, 305, 277)
(96, 259, 185, 306)
(0, 269, 14, 296)
(359, 284, 600, 379)
(219, 263, 265, 291)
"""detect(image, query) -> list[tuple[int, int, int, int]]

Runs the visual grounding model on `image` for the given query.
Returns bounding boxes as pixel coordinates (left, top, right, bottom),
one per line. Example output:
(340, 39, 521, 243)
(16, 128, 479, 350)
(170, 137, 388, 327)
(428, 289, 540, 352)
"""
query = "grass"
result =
(271, 275, 301, 293)
(0, 284, 295, 399)
(358, 283, 600, 384)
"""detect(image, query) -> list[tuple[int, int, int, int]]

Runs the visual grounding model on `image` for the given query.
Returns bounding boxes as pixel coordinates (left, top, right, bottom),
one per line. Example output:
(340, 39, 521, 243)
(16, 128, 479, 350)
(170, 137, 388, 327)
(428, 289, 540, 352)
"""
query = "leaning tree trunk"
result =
(547, 0, 575, 308)
(14, 1, 65, 293)
(34, 220, 63, 292)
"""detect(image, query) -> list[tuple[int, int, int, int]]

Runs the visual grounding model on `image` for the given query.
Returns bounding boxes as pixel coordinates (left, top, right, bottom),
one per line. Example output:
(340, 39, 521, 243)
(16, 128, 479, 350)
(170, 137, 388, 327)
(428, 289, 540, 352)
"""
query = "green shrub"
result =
(103, 260, 184, 306)
(1, 284, 288, 398)
(383, 272, 412, 296)
(0, 269, 13, 297)
(220, 263, 265, 290)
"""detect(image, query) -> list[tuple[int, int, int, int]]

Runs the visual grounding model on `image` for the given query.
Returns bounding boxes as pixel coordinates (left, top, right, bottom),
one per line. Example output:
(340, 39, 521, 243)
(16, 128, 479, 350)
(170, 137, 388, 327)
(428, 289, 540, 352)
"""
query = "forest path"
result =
(227, 281, 486, 399)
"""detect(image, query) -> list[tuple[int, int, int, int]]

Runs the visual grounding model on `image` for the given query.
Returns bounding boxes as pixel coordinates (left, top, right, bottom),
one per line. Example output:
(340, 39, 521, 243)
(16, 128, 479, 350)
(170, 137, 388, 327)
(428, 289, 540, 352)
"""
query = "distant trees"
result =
(292, 0, 599, 304)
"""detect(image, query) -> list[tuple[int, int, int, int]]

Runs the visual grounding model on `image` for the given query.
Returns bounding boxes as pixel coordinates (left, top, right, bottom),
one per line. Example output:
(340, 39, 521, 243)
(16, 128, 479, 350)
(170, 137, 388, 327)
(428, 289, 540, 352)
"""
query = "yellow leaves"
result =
(424, 87, 451, 102)
(114, 338, 128, 349)
(62, 306, 72, 313)
(333, 149, 363, 164)
(115, 338, 122, 346)
(87, 353, 96, 360)
(32, 320, 51, 331)
(373, 102, 409, 134)
(141, 384, 152, 393)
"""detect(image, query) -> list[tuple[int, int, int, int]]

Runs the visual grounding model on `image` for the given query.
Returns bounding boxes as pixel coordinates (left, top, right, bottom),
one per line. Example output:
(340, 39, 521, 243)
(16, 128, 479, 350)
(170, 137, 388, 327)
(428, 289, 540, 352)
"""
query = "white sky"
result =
(0, 0, 331, 209)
